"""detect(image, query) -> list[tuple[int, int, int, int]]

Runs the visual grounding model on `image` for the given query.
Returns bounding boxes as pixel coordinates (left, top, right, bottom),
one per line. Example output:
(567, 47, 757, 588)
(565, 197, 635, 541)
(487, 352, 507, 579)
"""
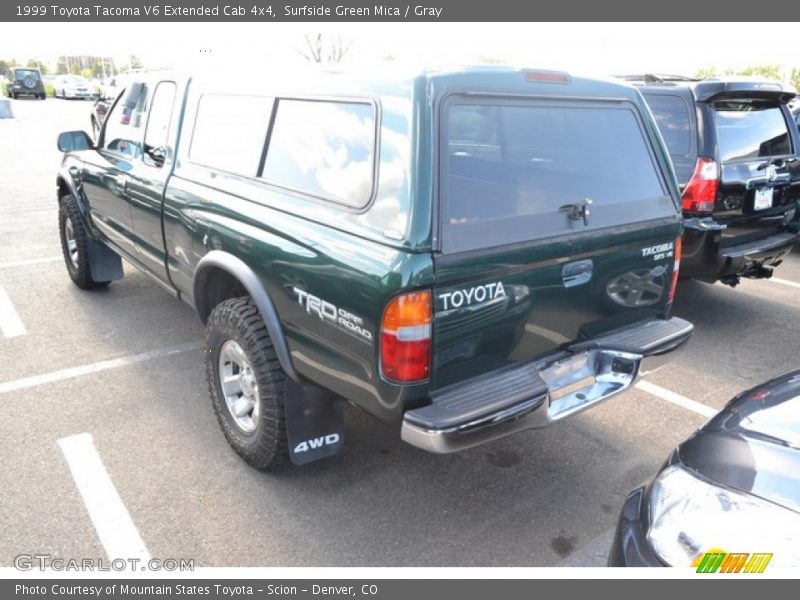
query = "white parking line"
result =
(58, 433, 150, 562)
(0, 284, 26, 337)
(635, 380, 718, 419)
(767, 276, 800, 290)
(0, 342, 203, 394)
(0, 256, 61, 269)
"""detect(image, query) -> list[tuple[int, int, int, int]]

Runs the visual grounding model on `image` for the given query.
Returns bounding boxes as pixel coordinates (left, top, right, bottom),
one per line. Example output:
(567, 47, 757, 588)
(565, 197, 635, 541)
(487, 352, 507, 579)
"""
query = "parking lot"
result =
(1, 97, 799, 568)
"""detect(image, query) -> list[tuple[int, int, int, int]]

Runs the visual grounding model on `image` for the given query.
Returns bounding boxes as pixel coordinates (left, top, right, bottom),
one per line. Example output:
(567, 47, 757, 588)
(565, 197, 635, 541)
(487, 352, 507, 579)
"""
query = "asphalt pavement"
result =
(1, 97, 798, 568)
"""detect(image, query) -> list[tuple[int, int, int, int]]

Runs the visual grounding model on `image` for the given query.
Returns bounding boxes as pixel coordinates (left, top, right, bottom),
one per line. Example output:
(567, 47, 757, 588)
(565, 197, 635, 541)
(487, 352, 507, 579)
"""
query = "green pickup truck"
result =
(55, 66, 693, 469)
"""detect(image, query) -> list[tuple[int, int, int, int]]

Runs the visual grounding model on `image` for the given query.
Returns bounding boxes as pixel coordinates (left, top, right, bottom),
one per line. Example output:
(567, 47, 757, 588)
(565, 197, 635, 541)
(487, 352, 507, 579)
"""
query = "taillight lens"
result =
(381, 291, 432, 383)
(668, 236, 682, 303)
(681, 157, 718, 214)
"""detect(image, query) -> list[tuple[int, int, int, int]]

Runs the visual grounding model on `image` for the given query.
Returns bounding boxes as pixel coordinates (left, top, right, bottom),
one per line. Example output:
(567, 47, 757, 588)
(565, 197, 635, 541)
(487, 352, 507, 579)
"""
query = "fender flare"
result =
(56, 168, 93, 230)
(194, 250, 299, 382)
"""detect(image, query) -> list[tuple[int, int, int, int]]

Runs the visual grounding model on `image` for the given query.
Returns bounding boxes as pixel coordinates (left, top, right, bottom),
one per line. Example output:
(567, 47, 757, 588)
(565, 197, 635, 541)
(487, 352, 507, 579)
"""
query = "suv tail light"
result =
(668, 236, 682, 303)
(681, 157, 718, 214)
(380, 291, 432, 383)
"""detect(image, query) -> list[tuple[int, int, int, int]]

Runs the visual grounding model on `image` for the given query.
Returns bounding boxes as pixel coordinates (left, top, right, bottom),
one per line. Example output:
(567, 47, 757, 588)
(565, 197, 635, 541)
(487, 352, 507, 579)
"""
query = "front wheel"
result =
(206, 297, 289, 470)
(58, 194, 109, 289)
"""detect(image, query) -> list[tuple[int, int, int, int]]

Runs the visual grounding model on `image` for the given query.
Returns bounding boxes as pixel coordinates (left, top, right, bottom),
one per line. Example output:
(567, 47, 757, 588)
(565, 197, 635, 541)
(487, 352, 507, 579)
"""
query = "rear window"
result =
(14, 69, 39, 80)
(643, 94, 692, 156)
(714, 101, 792, 163)
(261, 99, 376, 207)
(441, 99, 671, 253)
(189, 94, 274, 176)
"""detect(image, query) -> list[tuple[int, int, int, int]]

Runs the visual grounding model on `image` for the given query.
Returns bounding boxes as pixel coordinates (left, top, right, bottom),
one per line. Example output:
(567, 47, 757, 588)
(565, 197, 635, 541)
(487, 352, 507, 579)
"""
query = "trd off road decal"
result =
(438, 281, 506, 310)
(293, 288, 373, 343)
(641, 242, 674, 262)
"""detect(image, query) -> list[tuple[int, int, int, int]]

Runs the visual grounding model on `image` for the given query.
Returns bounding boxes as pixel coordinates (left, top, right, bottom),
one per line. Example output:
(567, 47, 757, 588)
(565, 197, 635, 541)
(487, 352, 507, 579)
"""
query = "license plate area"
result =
(753, 187, 774, 211)
(539, 349, 640, 420)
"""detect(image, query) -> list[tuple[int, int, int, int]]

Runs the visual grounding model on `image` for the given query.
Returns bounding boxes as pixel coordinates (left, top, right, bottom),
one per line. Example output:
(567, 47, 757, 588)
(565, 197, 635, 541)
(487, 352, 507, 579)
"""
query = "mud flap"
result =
(285, 380, 344, 466)
(87, 240, 123, 282)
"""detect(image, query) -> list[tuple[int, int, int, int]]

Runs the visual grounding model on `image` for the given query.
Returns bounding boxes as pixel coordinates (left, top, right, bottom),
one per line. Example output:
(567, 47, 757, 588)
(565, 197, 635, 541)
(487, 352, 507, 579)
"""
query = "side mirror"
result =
(57, 131, 93, 152)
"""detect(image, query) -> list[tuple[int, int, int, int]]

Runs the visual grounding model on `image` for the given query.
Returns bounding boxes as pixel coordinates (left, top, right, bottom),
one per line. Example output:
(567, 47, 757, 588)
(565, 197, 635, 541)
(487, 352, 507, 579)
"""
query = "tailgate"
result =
(432, 95, 682, 389)
(710, 97, 799, 243)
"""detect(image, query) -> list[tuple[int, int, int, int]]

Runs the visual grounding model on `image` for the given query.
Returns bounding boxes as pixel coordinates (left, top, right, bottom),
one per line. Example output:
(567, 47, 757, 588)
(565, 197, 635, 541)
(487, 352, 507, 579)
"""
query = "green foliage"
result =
(695, 64, 791, 83)
(694, 67, 717, 79)
(45, 82, 55, 97)
(56, 61, 67, 75)
(737, 65, 783, 80)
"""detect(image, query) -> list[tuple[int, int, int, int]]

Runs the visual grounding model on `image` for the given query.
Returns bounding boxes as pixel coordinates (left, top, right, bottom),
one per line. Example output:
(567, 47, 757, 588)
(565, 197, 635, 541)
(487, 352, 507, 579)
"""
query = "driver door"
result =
(80, 81, 149, 258)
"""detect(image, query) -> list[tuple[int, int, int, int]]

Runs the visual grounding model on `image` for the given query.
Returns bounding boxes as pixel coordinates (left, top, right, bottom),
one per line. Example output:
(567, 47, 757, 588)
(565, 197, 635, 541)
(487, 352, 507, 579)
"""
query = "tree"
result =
(128, 55, 143, 70)
(792, 68, 800, 91)
(80, 68, 93, 79)
(300, 34, 352, 63)
(694, 67, 717, 79)
(737, 65, 782, 80)
(26, 58, 47, 75)
(69, 63, 81, 75)
(56, 61, 68, 75)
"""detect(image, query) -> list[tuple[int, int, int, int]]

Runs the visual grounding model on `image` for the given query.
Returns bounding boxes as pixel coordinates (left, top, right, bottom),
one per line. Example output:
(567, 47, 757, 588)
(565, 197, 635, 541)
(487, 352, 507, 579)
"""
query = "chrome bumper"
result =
(401, 317, 693, 454)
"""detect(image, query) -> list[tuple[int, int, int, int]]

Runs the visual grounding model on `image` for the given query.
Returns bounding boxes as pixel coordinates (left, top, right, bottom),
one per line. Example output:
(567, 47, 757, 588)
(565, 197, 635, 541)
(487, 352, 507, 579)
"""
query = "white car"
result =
(54, 75, 93, 100)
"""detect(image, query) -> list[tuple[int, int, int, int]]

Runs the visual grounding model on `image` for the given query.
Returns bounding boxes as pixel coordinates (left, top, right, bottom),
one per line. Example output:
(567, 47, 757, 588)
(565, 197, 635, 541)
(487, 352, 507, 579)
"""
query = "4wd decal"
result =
(641, 242, 674, 262)
(293, 288, 373, 343)
(438, 282, 506, 311)
(293, 433, 341, 455)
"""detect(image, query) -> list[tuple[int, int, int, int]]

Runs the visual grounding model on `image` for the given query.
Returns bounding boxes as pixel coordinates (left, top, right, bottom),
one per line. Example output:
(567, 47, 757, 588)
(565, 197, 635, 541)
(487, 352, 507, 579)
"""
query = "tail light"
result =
(668, 236, 682, 303)
(380, 291, 432, 383)
(681, 157, 718, 214)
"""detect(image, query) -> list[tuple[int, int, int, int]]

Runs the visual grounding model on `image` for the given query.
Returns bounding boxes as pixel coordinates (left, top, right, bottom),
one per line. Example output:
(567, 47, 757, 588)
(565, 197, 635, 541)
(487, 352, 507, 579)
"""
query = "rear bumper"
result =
(401, 317, 693, 454)
(682, 218, 800, 282)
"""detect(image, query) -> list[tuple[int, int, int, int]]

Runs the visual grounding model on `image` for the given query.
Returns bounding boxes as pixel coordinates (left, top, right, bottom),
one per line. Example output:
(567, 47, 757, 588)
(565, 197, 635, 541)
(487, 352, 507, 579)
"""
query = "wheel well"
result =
(56, 177, 70, 201)
(194, 266, 249, 324)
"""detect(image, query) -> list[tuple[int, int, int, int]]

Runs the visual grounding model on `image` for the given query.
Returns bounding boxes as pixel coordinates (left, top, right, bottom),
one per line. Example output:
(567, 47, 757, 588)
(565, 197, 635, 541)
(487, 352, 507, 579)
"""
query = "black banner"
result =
(2, 0, 800, 21)
(3, 579, 797, 600)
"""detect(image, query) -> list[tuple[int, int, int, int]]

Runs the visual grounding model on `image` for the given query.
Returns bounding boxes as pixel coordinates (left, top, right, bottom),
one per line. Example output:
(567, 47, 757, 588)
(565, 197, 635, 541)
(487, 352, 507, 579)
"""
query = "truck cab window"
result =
(103, 82, 148, 159)
(143, 82, 177, 167)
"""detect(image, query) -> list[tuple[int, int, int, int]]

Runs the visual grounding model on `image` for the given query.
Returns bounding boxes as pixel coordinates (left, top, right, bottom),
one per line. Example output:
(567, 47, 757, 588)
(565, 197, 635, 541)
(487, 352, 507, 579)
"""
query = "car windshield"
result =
(714, 100, 792, 162)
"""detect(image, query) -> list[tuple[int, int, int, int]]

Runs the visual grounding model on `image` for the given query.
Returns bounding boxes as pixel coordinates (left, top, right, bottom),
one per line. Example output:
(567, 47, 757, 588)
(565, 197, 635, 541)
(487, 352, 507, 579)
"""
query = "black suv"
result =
(621, 75, 800, 286)
(4, 67, 46, 100)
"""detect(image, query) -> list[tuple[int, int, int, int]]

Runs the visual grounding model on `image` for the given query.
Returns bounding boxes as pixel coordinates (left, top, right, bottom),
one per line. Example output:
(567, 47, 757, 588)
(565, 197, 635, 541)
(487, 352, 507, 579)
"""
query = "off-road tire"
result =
(58, 194, 108, 289)
(206, 296, 289, 470)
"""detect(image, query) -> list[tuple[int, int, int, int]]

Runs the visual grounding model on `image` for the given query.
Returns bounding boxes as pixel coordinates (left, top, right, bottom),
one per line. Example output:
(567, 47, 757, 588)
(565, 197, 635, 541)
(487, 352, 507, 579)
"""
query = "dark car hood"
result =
(678, 370, 800, 514)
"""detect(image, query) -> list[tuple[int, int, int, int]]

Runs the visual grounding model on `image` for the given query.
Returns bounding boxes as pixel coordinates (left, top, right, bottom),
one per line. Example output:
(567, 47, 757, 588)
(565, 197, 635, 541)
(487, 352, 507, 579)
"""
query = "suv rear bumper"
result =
(401, 317, 693, 454)
(681, 219, 800, 282)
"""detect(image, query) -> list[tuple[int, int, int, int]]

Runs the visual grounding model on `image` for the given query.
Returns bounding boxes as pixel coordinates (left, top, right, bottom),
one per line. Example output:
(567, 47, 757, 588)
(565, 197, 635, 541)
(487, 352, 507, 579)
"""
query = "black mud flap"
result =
(87, 240, 123, 282)
(285, 380, 344, 466)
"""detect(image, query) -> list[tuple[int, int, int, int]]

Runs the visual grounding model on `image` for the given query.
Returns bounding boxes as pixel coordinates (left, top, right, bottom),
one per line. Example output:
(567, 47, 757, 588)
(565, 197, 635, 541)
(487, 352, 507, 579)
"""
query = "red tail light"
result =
(668, 236, 682, 303)
(380, 291, 432, 383)
(681, 157, 718, 214)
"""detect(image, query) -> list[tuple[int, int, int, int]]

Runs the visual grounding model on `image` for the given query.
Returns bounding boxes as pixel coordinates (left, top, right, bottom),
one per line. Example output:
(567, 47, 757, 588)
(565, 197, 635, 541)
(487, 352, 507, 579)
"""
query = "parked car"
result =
(620, 75, 800, 286)
(54, 75, 93, 100)
(53, 66, 693, 470)
(610, 370, 800, 568)
(3, 67, 46, 99)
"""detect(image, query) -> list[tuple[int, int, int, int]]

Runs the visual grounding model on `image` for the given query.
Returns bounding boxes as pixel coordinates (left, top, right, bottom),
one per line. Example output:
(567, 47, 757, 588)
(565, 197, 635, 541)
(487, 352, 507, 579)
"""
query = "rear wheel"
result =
(58, 194, 109, 289)
(206, 297, 289, 470)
